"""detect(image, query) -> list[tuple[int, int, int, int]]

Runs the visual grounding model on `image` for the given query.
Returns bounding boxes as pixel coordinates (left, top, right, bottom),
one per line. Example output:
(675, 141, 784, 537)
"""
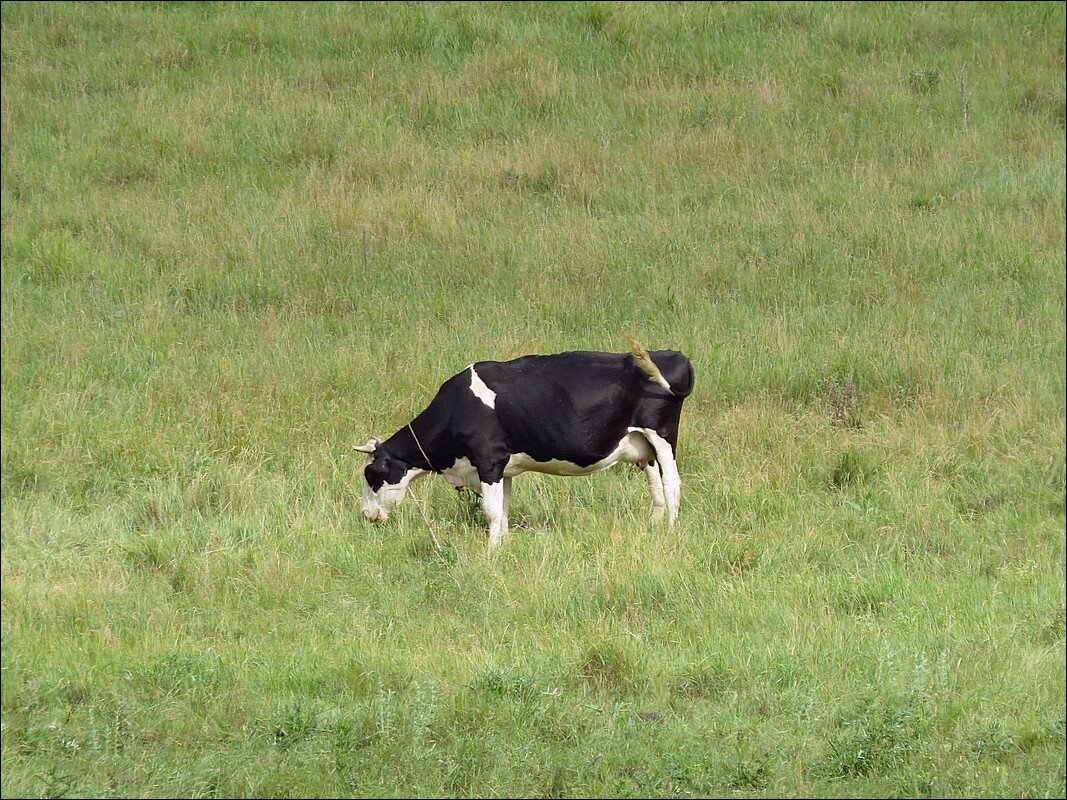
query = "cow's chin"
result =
(361, 486, 406, 523)
(363, 507, 389, 523)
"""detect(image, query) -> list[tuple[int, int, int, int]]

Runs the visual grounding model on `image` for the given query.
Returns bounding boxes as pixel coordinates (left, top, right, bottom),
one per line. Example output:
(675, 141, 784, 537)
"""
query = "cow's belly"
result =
(504, 431, 653, 478)
(441, 457, 481, 493)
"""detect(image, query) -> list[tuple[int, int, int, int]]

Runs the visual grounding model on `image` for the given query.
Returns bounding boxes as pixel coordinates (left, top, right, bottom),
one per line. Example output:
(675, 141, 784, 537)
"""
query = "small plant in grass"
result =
(268, 702, 323, 750)
(470, 667, 538, 700)
(820, 692, 932, 779)
(827, 372, 861, 430)
(828, 449, 874, 490)
(577, 641, 642, 698)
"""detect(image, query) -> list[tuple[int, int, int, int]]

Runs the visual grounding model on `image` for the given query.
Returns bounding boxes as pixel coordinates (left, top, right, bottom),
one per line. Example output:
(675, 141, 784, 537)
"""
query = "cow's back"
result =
(468, 350, 685, 465)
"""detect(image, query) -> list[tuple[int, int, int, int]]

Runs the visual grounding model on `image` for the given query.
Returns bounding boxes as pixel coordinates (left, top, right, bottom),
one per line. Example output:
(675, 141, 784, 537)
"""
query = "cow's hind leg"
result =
(643, 459, 666, 524)
(640, 430, 680, 525)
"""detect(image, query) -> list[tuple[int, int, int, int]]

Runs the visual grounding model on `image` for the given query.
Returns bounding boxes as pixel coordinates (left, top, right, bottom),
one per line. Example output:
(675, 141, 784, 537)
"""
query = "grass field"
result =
(2, 1, 1065, 796)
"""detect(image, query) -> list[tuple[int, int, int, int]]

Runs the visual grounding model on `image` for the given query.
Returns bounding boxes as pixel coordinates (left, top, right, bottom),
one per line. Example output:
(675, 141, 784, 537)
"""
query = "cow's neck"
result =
(385, 410, 449, 472)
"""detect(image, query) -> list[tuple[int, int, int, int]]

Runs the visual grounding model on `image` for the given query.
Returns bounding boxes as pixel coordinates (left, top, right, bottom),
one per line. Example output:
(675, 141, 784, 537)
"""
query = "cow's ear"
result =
(352, 437, 382, 454)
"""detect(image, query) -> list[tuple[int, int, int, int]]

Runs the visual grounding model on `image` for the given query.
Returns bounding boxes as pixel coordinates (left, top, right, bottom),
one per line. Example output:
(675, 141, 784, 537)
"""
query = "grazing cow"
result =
(354, 337, 694, 547)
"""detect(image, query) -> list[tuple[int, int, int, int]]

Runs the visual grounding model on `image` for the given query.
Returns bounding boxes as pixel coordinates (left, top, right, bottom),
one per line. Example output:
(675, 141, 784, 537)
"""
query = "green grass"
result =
(2, 1, 1064, 796)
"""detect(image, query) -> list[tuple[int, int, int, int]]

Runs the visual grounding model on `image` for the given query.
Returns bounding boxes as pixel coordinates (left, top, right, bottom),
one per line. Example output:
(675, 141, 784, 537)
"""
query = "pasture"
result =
(1, 1, 1064, 796)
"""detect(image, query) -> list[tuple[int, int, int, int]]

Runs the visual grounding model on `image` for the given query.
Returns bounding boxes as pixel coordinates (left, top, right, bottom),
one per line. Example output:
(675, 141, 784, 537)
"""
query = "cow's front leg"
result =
(644, 460, 666, 524)
(640, 430, 680, 525)
(469, 441, 511, 548)
(482, 480, 507, 547)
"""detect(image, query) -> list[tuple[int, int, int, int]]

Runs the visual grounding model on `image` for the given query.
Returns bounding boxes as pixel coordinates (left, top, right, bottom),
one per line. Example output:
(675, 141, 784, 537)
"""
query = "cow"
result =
(353, 337, 694, 547)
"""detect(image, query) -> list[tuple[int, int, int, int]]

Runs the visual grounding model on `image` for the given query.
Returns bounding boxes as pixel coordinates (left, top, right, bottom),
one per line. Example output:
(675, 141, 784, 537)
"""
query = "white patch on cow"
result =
(440, 456, 481, 494)
(361, 466, 426, 522)
(503, 431, 654, 478)
(468, 365, 497, 409)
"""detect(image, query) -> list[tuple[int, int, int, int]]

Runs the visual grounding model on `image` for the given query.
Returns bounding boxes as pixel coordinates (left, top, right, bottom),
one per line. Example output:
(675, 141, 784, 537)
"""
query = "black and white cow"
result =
(354, 338, 694, 547)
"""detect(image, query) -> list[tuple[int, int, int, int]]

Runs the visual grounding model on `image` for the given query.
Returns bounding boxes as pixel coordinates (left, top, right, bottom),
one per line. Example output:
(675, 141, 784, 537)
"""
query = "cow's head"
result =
(353, 437, 418, 522)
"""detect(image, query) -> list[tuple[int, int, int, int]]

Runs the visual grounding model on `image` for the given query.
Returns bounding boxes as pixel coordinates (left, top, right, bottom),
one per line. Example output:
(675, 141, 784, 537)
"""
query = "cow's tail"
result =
(627, 335, 674, 393)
